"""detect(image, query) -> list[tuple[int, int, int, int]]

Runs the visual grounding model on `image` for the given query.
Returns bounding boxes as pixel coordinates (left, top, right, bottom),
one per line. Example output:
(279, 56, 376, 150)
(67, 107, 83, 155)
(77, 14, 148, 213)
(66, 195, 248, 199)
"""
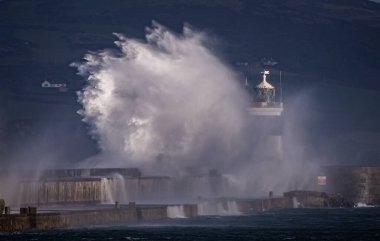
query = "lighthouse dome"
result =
(256, 79, 274, 89)
(253, 70, 275, 103)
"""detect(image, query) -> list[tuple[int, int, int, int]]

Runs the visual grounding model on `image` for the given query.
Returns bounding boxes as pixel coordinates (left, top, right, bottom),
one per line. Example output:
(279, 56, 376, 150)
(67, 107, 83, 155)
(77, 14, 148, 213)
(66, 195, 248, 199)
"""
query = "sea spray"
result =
(111, 173, 128, 203)
(74, 22, 249, 173)
(101, 178, 115, 204)
(73, 21, 315, 198)
(167, 205, 186, 218)
(198, 200, 241, 216)
(226, 200, 240, 215)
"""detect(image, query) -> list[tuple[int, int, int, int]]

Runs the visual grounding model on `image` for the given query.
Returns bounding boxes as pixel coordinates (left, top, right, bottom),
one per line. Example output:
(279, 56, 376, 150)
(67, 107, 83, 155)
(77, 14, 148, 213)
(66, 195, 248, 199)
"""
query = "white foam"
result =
(355, 202, 375, 208)
(292, 196, 301, 208)
(167, 205, 187, 218)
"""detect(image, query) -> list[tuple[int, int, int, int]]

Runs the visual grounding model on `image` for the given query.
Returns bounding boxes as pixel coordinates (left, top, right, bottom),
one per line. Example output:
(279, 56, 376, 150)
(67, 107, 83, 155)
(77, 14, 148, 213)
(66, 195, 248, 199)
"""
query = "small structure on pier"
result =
(247, 70, 284, 162)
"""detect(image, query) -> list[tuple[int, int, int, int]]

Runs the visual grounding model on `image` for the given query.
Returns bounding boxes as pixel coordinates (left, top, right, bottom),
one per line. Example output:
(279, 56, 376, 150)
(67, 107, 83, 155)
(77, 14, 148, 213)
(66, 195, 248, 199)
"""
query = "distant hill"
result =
(1, 0, 380, 90)
(0, 0, 379, 165)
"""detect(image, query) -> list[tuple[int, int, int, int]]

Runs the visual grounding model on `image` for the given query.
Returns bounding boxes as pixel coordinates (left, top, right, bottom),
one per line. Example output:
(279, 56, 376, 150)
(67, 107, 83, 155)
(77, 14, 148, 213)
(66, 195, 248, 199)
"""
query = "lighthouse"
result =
(248, 70, 284, 162)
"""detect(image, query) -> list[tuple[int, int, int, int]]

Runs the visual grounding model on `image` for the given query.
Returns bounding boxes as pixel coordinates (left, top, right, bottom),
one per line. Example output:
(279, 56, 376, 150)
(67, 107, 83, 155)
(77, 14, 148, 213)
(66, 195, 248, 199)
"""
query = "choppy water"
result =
(1, 208, 380, 241)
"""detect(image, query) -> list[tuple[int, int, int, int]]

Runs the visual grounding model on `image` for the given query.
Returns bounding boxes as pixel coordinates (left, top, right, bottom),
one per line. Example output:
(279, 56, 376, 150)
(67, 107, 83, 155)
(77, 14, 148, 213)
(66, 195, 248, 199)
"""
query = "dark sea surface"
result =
(1, 208, 380, 241)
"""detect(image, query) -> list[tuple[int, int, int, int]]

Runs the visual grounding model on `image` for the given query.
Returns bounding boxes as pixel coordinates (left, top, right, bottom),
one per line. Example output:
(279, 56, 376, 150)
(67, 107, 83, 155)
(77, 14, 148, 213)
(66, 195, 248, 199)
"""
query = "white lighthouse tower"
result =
(248, 70, 284, 162)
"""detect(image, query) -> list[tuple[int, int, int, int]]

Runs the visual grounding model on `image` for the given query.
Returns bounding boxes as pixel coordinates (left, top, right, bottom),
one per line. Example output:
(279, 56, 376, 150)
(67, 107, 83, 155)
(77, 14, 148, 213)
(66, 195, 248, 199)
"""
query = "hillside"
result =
(0, 0, 380, 165)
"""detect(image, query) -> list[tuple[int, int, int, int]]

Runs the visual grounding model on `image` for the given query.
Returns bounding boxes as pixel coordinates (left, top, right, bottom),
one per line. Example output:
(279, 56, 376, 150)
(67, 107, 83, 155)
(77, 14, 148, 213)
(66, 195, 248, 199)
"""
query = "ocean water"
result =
(1, 208, 380, 241)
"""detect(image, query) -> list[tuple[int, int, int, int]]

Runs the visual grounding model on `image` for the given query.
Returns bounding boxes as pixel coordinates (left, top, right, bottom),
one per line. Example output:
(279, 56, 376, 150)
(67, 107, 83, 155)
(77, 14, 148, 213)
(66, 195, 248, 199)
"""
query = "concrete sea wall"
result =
(19, 175, 228, 205)
(235, 197, 292, 212)
(20, 179, 105, 204)
(19, 178, 171, 204)
(0, 204, 196, 232)
(0, 190, 355, 232)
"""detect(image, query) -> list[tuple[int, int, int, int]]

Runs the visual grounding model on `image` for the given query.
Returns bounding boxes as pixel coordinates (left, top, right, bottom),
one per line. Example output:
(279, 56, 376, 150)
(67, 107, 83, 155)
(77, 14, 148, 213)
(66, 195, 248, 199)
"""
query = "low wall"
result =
(270, 197, 293, 209)
(0, 214, 34, 232)
(19, 175, 229, 205)
(235, 197, 292, 213)
(284, 190, 354, 207)
(234, 190, 354, 212)
(0, 190, 353, 232)
(0, 203, 199, 232)
(184, 204, 198, 217)
(138, 206, 167, 220)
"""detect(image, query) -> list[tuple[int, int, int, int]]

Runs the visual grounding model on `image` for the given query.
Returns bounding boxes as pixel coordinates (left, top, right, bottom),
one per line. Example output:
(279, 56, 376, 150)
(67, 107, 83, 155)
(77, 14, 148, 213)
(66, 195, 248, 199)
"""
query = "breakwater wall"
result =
(0, 203, 197, 232)
(234, 197, 292, 212)
(0, 191, 354, 232)
(19, 174, 228, 205)
(0, 199, 288, 232)
(234, 190, 354, 212)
